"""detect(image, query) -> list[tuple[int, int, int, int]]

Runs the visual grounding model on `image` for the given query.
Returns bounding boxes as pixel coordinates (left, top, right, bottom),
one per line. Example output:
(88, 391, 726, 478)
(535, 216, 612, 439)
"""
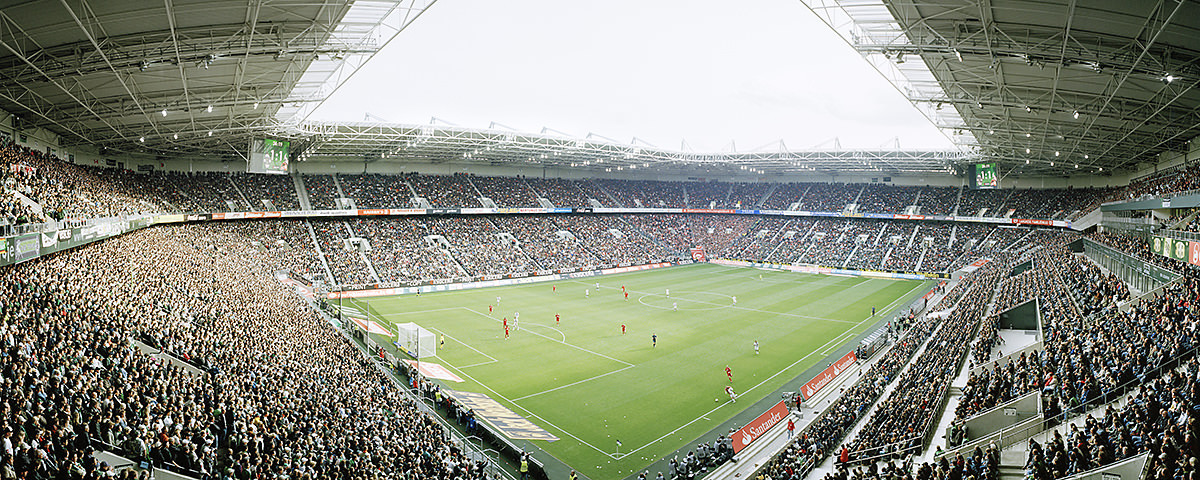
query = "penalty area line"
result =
(511, 365, 636, 401)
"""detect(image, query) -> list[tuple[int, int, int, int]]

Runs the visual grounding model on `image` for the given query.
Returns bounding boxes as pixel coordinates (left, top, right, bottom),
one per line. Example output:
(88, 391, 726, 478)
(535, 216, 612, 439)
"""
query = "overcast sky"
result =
(311, 0, 956, 152)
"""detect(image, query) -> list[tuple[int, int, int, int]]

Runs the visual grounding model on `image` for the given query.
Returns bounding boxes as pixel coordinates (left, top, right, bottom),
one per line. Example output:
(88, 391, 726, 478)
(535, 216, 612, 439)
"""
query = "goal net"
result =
(395, 322, 437, 359)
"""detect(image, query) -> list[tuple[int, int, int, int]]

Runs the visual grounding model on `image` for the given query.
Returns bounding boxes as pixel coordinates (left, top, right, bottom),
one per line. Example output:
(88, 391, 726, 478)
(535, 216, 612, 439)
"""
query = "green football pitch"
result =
(345, 263, 933, 479)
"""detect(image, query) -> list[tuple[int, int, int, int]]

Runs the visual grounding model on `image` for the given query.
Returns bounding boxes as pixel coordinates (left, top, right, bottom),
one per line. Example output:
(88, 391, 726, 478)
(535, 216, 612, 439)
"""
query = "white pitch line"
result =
(461, 307, 633, 367)
(524, 322, 566, 342)
(511, 365, 636, 401)
(619, 279, 934, 457)
(432, 356, 621, 458)
(576, 281, 857, 324)
(426, 326, 498, 364)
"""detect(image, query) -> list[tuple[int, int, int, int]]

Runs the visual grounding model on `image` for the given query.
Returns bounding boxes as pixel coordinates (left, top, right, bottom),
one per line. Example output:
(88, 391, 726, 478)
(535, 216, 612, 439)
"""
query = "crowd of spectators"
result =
(856, 185, 919, 214)
(407, 173, 482, 208)
(685, 182, 729, 209)
(338, 173, 415, 209)
(756, 308, 937, 480)
(470, 176, 539, 207)
(761, 183, 808, 210)
(525, 177, 590, 208)
(1025, 358, 1200, 480)
(229, 174, 300, 211)
(554, 215, 677, 265)
(493, 216, 600, 271)
(594, 179, 686, 208)
(800, 183, 859, 212)
(726, 182, 771, 209)
(429, 216, 537, 276)
(311, 220, 376, 285)
(915, 187, 959, 216)
(349, 219, 463, 282)
(0, 222, 492, 480)
(841, 257, 1008, 462)
(956, 189, 1009, 217)
(303, 174, 340, 210)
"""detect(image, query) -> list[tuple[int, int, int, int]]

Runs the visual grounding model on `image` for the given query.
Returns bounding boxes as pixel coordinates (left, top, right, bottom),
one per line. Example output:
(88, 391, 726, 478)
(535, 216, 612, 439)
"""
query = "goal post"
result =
(395, 322, 437, 359)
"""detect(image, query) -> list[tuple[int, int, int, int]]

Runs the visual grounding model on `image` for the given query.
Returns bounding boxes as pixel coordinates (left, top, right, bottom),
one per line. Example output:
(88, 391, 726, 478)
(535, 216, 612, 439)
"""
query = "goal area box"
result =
(395, 322, 437, 359)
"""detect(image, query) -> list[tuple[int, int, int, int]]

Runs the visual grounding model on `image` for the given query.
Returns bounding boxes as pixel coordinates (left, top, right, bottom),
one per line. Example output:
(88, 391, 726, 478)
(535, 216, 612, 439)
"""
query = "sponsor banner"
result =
(56, 229, 71, 242)
(405, 360, 464, 383)
(155, 214, 186, 224)
(549, 208, 573, 213)
(572, 207, 593, 213)
(811, 211, 840, 217)
(460, 208, 496, 215)
(426, 208, 461, 215)
(731, 400, 789, 453)
(682, 208, 735, 214)
(446, 390, 558, 441)
(184, 213, 211, 222)
(1191, 241, 1200, 266)
(894, 214, 925, 220)
(279, 209, 356, 217)
(801, 351, 857, 400)
(40, 232, 57, 249)
(359, 209, 390, 216)
(690, 247, 707, 262)
(14, 234, 39, 263)
(734, 209, 760, 215)
(1013, 218, 1053, 226)
(865, 213, 894, 219)
(600, 262, 670, 275)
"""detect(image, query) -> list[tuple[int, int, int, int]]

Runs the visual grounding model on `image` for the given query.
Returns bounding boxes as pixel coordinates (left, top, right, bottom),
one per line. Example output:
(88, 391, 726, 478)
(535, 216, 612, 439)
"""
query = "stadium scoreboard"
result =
(971, 163, 999, 189)
(248, 138, 290, 174)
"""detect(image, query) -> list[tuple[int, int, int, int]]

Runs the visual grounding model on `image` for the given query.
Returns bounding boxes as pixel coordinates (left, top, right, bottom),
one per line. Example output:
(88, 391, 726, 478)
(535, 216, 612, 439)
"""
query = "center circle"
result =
(637, 291, 735, 311)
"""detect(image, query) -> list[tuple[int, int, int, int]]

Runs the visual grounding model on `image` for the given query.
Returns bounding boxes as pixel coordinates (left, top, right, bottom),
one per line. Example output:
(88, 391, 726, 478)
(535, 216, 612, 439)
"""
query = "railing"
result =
(1158, 228, 1200, 242)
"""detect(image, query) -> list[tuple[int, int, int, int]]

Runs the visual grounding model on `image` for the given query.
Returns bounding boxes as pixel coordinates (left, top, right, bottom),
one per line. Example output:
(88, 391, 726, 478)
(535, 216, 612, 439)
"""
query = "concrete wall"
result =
(962, 391, 1041, 441)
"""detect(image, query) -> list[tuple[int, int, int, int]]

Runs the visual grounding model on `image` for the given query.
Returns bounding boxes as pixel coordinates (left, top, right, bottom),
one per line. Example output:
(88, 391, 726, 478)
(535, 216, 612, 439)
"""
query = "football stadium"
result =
(0, 2, 1198, 480)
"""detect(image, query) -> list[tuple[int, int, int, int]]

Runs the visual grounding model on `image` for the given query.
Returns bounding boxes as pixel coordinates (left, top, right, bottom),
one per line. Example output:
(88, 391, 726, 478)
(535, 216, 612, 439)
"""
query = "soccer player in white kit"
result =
(672, 302, 677, 311)
(585, 289, 590, 298)
(496, 296, 501, 305)
(665, 288, 670, 297)
(732, 296, 737, 305)
(513, 312, 519, 331)
(754, 340, 759, 354)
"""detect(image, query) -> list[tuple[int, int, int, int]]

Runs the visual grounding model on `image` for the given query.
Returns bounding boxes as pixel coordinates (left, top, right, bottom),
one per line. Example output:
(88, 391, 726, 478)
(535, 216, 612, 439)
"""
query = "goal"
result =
(395, 322, 437, 359)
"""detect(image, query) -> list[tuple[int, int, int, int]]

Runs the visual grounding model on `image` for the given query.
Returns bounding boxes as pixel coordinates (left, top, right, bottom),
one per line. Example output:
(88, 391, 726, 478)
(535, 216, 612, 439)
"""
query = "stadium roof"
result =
(803, 0, 1200, 176)
(294, 120, 967, 175)
(0, 0, 434, 158)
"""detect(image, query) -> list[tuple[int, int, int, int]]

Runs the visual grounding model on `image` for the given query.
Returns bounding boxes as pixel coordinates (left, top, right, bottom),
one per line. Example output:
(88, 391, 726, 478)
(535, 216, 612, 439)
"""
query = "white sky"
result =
(312, 0, 956, 151)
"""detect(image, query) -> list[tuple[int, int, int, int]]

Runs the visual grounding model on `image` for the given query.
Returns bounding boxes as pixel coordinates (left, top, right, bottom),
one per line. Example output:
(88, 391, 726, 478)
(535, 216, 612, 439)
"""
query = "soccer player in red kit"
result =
(725, 365, 733, 382)
(504, 325, 509, 339)
(621, 324, 626, 334)
(624, 291, 629, 301)
(503, 317, 507, 328)
(555, 313, 560, 325)
(489, 305, 493, 315)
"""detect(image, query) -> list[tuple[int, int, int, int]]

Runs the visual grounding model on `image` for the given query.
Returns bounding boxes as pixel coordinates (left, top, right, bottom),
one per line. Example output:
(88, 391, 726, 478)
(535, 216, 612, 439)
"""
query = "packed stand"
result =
(408, 173, 482, 208)
(147, 172, 245, 213)
(757, 309, 936, 480)
(470, 175, 539, 207)
(338, 173, 415, 209)
(303, 174, 340, 210)
(1004, 187, 1112, 220)
(525, 177, 589, 207)
(575, 179, 614, 207)
(427, 216, 537, 276)
(553, 215, 678, 266)
(686, 181, 728, 209)
(1025, 358, 1200, 480)
(760, 183, 807, 210)
(229, 173, 300, 211)
(311, 219, 376, 285)
(0, 222, 493, 480)
(0, 142, 169, 220)
(915, 187, 959, 216)
(350, 218, 463, 282)
(800, 183, 858, 212)
(855, 185, 919, 214)
(494, 215, 601, 271)
(841, 259, 1007, 463)
(594, 179, 685, 208)
(956, 189, 1009, 217)
(726, 182, 771, 209)
(725, 217, 792, 262)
